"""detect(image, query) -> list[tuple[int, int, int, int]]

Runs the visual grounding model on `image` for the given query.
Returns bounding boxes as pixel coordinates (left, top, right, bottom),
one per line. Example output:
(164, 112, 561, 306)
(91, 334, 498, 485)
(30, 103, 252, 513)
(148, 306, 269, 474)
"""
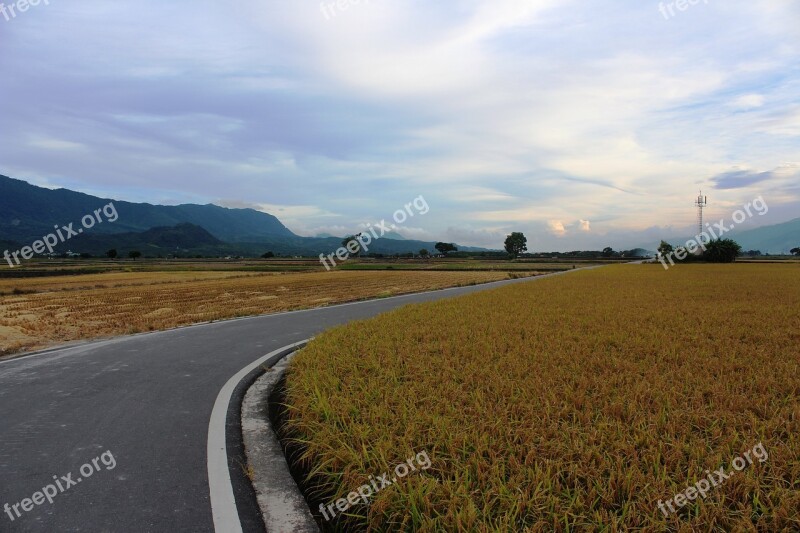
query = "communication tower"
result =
(695, 191, 707, 236)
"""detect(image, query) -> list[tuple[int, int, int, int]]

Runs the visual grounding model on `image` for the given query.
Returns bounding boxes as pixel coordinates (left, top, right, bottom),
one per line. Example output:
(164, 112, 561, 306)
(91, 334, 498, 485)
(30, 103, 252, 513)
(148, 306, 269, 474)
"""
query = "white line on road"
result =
(207, 339, 309, 533)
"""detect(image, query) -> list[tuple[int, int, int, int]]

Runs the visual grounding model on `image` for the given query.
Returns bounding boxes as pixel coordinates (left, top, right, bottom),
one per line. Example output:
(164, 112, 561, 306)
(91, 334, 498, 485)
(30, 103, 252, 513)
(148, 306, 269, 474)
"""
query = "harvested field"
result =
(283, 264, 800, 531)
(0, 270, 535, 356)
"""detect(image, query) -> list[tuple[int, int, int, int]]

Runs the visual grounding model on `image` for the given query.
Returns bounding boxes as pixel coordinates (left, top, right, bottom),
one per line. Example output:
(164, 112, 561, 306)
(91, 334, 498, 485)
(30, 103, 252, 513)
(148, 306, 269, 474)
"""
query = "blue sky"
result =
(1, 0, 798, 250)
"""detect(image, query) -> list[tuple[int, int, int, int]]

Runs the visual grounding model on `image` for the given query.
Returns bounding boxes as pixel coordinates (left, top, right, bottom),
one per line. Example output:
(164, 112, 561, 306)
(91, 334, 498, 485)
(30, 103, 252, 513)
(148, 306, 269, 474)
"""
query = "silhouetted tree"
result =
(504, 233, 527, 259)
(435, 242, 457, 256)
(703, 239, 741, 263)
(342, 235, 363, 257)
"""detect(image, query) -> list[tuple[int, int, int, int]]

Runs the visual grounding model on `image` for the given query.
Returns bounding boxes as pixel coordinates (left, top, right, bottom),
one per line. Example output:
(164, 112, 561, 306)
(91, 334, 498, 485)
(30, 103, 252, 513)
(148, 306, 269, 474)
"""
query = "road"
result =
(0, 273, 572, 532)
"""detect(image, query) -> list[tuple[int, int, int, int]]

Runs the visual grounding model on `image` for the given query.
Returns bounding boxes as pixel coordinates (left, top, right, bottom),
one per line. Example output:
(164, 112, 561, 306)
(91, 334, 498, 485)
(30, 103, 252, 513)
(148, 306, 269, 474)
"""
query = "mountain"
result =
(0, 239, 21, 253)
(729, 218, 800, 253)
(61, 223, 224, 255)
(381, 231, 407, 240)
(315, 231, 406, 241)
(0, 174, 488, 257)
(0, 175, 295, 243)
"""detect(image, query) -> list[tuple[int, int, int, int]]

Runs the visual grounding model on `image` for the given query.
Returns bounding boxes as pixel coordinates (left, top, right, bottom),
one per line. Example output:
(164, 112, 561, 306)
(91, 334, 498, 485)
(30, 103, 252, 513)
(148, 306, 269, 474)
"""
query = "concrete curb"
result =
(241, 343, 319, 533)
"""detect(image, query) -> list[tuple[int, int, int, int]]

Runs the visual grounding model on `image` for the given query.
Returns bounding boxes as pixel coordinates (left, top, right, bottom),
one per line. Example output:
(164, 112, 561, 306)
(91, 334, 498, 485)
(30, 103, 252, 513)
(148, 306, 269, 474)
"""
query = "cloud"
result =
(731, 94, 765, 110)
(547, 220, 566, 236)
(579, 219, 591, 232)
(711, 169, 775, 189)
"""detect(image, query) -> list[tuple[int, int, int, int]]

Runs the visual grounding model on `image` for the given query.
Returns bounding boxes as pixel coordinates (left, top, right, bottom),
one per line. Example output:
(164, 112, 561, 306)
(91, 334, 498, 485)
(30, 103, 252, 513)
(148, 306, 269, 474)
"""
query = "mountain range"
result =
(0, 175, 487, 257)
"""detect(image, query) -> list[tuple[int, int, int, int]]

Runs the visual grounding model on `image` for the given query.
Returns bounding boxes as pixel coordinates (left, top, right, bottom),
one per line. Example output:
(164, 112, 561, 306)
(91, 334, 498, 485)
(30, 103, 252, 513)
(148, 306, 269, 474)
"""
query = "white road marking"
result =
(207, 339, 309, 533)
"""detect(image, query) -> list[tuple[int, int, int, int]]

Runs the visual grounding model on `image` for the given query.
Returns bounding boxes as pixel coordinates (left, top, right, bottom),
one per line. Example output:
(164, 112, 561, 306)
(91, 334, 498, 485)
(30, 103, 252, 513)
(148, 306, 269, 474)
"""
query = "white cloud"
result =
(547, 220, 566, 237)
(731, 94, 765, 109)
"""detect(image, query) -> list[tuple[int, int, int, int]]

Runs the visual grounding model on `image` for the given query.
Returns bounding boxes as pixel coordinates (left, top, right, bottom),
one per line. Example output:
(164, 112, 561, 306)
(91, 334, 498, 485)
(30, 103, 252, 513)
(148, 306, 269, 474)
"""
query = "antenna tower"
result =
(695, 191, 707, 236)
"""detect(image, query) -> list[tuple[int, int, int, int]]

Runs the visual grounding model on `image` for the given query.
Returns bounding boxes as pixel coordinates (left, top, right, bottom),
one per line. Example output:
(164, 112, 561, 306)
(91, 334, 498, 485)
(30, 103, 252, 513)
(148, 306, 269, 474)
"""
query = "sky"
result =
(1, 0, 798, 250)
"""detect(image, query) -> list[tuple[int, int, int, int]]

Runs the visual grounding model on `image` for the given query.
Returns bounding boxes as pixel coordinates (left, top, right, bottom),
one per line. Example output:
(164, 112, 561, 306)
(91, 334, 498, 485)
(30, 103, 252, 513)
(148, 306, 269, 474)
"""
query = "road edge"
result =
(207, 340, 309, 533)
(241, 345, 319, 533)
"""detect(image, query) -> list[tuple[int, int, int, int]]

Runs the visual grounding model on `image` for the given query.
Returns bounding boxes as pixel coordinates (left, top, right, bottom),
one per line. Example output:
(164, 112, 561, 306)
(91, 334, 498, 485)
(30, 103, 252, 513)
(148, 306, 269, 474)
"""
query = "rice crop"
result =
(283, 264, 800, 532)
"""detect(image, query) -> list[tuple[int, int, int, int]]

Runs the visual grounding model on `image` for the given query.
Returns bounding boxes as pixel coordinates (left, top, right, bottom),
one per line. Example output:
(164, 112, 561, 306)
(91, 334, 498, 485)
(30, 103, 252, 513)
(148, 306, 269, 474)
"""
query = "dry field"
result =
(0, 270, 534, 356)
(283, 264, 800, 531)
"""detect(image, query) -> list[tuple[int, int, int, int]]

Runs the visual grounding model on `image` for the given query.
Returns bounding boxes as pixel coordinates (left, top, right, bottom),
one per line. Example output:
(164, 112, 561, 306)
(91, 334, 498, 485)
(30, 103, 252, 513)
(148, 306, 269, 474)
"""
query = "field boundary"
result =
(207, 339, 310, 533)
(241, 343, 319, 532)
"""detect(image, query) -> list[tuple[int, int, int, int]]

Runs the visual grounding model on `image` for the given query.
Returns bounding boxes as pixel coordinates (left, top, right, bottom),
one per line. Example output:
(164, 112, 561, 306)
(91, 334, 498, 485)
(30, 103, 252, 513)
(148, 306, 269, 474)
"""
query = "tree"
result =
(419, 249, 429, 258)
(703, 239, 741, 263)
(106, 249, 118, 259)
(128, 250, 142, 261)
(657, 241, 674, 257)
(745, 250, 762, 257)
(602, 247, 615, 258)
(435, 242, 457, 256)
(261, 251, 275, 259)
(791, 247, 800, 256)
(342, 235, 363, 257)
(504, 232, 527, 259)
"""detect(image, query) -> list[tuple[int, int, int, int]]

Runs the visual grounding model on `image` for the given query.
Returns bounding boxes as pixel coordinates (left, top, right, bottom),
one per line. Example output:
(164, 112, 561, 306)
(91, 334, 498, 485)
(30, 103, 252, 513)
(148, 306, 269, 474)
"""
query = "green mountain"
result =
(0, 174, 295, 243)
(729, 218, 800, 254)
(0, 174, 489, 257)
(61, 223, 224, 255)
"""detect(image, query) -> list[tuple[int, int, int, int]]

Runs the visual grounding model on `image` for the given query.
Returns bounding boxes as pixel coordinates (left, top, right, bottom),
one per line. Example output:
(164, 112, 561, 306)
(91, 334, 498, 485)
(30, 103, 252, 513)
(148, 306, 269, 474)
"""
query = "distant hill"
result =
(0, 174, 487, 257)
(54, 225, 478, 258)
(381, 231, 407, 240)
(729, 217, 800, 254)
(0, 175, 295, 243)
(0, 239, 21, 254)
(61, 223, 224, 255)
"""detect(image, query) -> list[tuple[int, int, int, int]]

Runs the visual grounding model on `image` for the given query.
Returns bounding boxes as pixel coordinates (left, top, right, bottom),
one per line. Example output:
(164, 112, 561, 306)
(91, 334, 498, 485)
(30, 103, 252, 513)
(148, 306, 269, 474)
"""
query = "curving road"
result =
(0, 272, 576, 532)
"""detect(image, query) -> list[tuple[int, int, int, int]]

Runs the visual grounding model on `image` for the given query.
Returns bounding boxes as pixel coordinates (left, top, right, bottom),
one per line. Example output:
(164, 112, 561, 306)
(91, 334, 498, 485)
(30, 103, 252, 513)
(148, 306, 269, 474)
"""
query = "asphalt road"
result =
(0, 273, 572, 533)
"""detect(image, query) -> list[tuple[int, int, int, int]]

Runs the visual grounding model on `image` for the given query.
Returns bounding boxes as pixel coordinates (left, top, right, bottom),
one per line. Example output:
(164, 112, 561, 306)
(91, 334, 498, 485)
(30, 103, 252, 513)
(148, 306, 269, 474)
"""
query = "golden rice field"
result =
(283, 264, 800, 532)
(0, 270, 533, 356)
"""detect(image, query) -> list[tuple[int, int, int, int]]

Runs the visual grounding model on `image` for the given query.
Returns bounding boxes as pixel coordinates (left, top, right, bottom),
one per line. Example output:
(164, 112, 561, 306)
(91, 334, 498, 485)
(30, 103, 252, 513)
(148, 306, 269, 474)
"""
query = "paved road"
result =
(0, 272, 577, 532)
